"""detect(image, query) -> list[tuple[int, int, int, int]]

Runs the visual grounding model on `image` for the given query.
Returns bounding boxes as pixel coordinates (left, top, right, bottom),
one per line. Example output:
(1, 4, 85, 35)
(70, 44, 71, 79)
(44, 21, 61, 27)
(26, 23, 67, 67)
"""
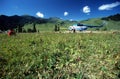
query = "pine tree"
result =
(18, 25, 22, 33)
(33, 23, 37, 32)
(57, 26, 60, 31)
(54, 25, 58, 31)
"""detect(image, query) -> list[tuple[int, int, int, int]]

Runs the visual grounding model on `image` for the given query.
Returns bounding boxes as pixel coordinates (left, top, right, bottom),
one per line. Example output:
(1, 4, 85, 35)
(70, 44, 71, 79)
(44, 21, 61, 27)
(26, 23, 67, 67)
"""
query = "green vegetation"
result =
(23, 21, 76, 32)
(0, 14, 120, 32)
(80, 18, 120, 31)
(22, 18, 120, 32)
(0, 33, 120, 79)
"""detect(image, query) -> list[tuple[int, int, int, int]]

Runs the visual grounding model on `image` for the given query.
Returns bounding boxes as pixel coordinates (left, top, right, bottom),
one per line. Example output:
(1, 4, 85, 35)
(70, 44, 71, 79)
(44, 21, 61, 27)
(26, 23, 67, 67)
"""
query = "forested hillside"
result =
(0, 14, 120, 31)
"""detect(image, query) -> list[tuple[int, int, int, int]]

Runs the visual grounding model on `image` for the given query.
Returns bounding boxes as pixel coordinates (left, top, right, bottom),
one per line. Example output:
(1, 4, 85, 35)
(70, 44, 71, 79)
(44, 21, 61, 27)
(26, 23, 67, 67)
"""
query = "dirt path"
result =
(62, 31, 120, 34)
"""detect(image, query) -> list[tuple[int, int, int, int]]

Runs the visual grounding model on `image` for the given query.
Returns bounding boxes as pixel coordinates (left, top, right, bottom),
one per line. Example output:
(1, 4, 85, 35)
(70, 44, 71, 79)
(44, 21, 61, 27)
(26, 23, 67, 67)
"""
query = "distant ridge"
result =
(0, 15, 73, 31)
(0, 14, 120, 31)
(101, 13, 120, 21)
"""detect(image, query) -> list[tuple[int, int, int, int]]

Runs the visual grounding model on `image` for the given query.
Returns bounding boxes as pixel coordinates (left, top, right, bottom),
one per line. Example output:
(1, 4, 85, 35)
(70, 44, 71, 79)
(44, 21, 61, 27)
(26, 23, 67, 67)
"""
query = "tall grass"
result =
(0, 33, 120, 79)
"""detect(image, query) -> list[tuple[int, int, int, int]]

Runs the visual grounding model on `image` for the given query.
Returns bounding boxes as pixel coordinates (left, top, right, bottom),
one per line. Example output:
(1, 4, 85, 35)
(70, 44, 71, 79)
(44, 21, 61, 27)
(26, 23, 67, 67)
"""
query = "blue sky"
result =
(0, 0, 120, 20)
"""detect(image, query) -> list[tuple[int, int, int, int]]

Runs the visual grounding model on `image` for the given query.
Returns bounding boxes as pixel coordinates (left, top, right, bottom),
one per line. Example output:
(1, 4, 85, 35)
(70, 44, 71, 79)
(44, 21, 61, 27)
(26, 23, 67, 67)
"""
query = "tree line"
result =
(0, 15, 66, 32)
(101, 13, 120, 21)
(0, 15, 47, 31)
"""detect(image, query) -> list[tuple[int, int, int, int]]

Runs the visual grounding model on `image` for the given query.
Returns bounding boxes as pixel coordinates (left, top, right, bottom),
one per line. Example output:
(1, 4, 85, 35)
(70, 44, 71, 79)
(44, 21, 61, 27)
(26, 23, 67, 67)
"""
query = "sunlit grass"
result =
(0, 33, 120, 79)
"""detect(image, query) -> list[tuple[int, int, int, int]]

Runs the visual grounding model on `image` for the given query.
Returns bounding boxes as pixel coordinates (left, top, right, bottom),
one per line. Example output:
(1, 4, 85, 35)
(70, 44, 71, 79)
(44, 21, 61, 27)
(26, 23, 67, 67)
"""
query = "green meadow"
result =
(80, 18, 120, 31)
(22, 18, 120, 32)
(0, 33, 120, 79)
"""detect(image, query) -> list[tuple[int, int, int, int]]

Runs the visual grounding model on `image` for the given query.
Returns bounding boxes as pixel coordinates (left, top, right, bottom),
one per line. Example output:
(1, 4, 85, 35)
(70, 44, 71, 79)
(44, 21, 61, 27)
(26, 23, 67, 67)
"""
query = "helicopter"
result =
(69, 21, 106, 31)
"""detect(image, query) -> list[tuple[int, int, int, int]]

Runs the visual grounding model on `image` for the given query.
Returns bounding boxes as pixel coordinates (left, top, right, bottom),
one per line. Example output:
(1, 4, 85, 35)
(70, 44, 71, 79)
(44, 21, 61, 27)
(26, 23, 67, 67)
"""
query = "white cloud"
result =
(36, 12, 44, 18)
(83, 6, 91, 14)
(64, 11, 69, 16)
(98, 1, 120, 10)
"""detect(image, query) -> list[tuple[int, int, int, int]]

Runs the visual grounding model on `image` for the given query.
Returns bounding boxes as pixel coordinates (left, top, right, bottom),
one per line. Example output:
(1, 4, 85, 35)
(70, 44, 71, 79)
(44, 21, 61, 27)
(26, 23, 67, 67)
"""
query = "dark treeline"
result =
(0, 15, 48, 31)
(101, 13, 120, 21)
(0, 15, 68, 32)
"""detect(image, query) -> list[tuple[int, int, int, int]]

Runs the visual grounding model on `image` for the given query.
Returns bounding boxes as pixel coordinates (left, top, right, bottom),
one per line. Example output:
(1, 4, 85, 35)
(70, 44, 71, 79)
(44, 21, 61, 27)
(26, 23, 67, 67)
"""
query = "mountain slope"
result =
(102, 13, 120, 21)
(79, 14, 120, 31)
(0, 14, 120, 31)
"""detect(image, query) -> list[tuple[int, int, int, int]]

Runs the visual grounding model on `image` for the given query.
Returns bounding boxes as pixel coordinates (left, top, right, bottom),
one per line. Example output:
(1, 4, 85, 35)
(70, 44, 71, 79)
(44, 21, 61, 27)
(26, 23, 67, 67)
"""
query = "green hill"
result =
(26, 13, 120, 31)
(79, 18, 120, 31)
(23, 19, 77, 32)
(0, 14, 120, 32)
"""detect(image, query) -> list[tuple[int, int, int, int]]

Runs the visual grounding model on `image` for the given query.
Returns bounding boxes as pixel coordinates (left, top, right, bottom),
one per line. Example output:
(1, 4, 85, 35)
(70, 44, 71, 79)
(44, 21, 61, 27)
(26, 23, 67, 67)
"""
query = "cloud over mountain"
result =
(36, 12, 44, 18)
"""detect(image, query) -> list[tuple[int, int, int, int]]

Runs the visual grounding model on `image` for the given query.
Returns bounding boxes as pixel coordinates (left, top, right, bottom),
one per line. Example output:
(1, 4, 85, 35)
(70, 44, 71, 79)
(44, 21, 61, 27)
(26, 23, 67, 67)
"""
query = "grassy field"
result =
(22, 19, 120, 33)
(23, 21, 76, 32)
(0, 32, 120, 79)
(80, 18, 120, 31)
